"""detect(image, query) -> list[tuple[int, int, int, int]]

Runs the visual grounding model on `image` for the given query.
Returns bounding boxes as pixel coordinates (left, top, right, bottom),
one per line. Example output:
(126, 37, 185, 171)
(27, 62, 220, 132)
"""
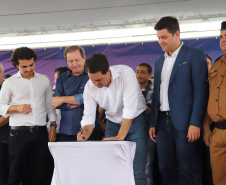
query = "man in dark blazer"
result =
(149, 16, 208, 185)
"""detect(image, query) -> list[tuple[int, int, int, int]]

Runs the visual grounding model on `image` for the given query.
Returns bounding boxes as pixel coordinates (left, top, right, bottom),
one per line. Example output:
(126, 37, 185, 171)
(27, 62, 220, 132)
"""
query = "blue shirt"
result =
(0, 84, 10, 142)
(54, 70, 100, 135)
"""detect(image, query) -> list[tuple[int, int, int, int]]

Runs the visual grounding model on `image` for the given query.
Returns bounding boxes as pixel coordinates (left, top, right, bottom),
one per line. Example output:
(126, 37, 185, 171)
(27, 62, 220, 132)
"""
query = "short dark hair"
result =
(154, 16, 180, 35)
(64, 45, 85, 61)
(54, 67, 69, 76)
(4, 74, 12, 79)
(206, 54, 212, 62)
(137, 63, 152, 73)
(11, 47, 38, 68)
(85, 54, 109, 74)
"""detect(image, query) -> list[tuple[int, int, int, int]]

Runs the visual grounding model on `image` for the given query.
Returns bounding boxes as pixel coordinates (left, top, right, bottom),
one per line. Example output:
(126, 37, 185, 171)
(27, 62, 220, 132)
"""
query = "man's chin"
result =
(25, 72, 33, 76)
(138, 80, 146, 84)
(137, 79, 143, 83)
(161, 47, 167, 51)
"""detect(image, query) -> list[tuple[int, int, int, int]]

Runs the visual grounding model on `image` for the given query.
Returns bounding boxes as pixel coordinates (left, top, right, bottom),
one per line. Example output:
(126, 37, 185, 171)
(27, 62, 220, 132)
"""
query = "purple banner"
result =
(0, 37, 223, 86)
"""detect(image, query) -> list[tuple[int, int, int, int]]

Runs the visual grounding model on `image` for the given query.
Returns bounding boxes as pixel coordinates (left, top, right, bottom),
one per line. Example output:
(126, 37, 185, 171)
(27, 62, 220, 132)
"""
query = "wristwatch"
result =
(50, 123, 57, 128)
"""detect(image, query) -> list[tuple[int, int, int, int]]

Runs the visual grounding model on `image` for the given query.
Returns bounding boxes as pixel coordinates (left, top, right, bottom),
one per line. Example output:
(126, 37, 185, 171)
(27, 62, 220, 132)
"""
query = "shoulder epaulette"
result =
(208, 69, 218, 75)
(214, 55, 223, 64)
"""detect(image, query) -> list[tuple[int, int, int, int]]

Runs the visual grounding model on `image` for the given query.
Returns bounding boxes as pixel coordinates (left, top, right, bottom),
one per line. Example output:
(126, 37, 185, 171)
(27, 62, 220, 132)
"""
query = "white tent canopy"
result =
(0, 0, 225, 49)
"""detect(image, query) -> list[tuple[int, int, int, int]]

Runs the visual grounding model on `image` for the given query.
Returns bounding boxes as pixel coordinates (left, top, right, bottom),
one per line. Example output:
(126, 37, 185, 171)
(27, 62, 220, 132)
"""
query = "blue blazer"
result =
(150, 44, 208, 131)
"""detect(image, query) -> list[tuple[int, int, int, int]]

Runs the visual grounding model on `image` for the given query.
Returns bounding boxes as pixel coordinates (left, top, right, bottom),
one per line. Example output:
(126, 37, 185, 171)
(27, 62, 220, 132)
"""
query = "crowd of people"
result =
(0, 16, 225, 185)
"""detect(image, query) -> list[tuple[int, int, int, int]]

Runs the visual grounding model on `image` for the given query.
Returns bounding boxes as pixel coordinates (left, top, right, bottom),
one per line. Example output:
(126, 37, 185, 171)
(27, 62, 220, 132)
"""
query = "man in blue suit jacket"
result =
(149, 16, 208, 185)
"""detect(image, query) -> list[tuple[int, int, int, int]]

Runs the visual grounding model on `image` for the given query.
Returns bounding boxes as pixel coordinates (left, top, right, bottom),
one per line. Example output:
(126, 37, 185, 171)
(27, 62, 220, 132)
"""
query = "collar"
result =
(142, 80, 153, 91)
(109, 66, 119, 81)
(221, 54, 226, 65)
(164, 42, 183, 58)
(16, 71, 37, 78)
(66, 70, 87, 77)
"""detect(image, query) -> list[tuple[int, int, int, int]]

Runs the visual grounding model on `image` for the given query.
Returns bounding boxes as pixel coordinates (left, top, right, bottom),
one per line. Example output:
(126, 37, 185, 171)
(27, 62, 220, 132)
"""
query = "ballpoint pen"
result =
(80, 127, 83, 141)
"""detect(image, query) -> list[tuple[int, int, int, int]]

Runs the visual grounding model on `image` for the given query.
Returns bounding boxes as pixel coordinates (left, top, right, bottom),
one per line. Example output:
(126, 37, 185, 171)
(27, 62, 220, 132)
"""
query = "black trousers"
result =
(0, 142, 9, 185)
(8, 129, 54, 185)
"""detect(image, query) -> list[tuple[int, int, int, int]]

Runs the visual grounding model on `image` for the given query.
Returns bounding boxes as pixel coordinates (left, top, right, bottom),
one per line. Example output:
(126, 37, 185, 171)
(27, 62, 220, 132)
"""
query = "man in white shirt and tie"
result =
(77, 54, 148, 185)
(0, 47, 57, 185)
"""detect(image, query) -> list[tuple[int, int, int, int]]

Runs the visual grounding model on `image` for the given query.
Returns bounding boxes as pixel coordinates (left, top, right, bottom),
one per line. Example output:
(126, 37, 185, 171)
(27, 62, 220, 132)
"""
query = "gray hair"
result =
(0, 63, 4, 73)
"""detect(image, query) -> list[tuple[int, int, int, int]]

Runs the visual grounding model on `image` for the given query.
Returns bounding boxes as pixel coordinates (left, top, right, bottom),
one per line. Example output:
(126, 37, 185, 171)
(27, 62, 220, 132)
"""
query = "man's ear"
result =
(106, 68, 111, 74)
(175, 30, 180, 38)
(148, 73, 152, 78)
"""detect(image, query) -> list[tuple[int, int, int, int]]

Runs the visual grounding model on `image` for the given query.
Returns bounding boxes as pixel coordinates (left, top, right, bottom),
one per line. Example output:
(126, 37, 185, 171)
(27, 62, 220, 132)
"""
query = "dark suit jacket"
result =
(150, 44, 208, 131)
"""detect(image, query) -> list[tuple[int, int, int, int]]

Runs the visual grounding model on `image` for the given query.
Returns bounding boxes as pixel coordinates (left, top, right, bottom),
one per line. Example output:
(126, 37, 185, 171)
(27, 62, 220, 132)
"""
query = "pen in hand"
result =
(80, 127, 83, 141)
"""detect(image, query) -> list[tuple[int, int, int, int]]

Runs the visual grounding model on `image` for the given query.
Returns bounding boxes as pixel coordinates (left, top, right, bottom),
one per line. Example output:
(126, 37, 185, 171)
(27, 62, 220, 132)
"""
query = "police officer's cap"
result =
(221, 21, 226, 31)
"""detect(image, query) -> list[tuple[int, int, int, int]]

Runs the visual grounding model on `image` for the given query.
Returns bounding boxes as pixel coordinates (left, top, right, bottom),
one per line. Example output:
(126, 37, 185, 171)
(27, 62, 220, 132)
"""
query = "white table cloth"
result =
(48, 141, 136, 185)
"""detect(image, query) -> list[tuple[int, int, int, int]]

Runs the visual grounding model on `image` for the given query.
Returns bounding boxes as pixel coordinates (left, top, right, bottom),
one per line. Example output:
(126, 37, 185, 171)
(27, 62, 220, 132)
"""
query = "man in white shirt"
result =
(78, 54, 148, 185)
(0, 47, 57, 185)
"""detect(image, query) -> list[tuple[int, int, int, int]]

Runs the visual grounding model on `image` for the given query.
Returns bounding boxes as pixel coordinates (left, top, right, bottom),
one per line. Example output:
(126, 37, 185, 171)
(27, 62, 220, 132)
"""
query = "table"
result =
(48, 141, 136, 185)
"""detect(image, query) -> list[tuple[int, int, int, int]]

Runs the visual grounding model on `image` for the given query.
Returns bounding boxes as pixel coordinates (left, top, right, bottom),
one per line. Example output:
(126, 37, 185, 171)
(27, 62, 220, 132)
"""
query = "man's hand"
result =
(77, 125, 93, 141)
(48, 126, 56, 142)
(51, 97, 63, 109)
(187, 125, 200, 143)
(77, 131, 90, 141)
(203, 127, 212, 147)
(203, 111, 212, 147)
(70, 104, 78, 109)
(17, 104, 32, 114)
(146, 106, 151, 116)
(103, 136, 123, 141)
(149, 127, 156, 143)
(0, 115, 10, 127)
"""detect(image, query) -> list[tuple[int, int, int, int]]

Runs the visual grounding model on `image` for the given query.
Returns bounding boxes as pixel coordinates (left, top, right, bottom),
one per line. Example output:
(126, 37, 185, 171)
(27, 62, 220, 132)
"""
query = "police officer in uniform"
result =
(203, 21, 226, 185)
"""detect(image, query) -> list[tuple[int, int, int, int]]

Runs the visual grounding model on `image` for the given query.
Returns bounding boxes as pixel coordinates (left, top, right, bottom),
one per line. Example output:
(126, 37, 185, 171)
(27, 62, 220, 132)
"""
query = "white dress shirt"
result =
(47, 109, 61, 133)
(0, 71, 56, 126)
(81, 65, 146, 127)
(159, 43, 183, 111)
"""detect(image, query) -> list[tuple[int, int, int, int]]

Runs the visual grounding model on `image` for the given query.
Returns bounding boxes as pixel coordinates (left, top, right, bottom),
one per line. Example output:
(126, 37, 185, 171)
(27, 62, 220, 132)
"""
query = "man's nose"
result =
(222, 36, 226, 42)
(72, 61, 78, 66)
(93, 81, 99, 86)
(159, 38, 163, 44)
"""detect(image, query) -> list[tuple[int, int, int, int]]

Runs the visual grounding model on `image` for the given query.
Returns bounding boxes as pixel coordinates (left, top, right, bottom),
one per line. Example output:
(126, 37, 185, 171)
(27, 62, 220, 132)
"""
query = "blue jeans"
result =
(105, 111, 148, 185)
(0, 142, 9, 185)
(146, 138, 155, 185)
(156, 112, 202, 185)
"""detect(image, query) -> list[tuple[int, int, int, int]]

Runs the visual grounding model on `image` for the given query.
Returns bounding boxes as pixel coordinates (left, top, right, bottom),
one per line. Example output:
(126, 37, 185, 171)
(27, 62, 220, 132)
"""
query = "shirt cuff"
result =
(81, 119, 95, 128)
(0, 104, 10, 117)
(73, 94, 83, 106)
(122, 109, 137, 119)
(48, 112, 57, 122)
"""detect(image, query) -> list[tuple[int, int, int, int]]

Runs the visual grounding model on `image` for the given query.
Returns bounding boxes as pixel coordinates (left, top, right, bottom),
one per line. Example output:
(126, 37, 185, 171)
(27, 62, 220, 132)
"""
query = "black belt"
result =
(10, 126, 46, 132)
(159, 111, 171, 116)
(212, 121, 226, 129)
